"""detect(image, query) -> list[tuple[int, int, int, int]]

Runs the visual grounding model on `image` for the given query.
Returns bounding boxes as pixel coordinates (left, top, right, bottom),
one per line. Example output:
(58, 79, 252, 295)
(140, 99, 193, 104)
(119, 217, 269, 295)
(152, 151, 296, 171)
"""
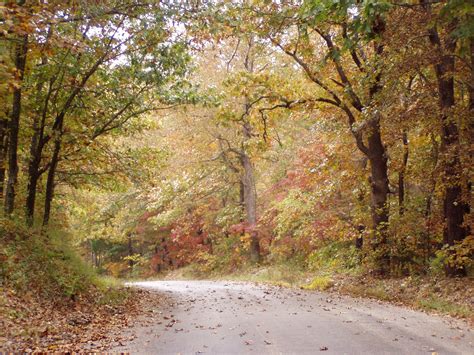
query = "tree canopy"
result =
(1, 0, 472, 278)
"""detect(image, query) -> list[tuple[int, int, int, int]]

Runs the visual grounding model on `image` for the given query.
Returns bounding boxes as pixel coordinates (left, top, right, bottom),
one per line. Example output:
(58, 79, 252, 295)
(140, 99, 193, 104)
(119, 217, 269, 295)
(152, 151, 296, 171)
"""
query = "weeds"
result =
(418, 296, 472, 318)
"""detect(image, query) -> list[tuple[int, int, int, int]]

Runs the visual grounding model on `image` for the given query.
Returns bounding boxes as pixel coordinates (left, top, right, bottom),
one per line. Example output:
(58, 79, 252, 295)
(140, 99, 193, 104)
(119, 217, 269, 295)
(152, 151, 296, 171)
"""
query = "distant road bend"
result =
(115, 280, 473, 354)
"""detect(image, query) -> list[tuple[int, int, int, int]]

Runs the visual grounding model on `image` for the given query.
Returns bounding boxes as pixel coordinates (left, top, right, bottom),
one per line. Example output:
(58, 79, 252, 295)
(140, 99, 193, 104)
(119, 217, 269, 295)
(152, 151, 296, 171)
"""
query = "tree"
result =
(420, 0, 472, 276)
(0, 1, 191, 225)
(234, 0, 393, 272)
(3, 0, 29, 214)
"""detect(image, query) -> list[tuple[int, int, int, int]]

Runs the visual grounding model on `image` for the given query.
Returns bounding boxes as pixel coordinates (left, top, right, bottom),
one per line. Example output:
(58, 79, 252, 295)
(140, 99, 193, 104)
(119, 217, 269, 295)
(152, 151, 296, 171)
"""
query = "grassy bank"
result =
(0, 218, 138, 352)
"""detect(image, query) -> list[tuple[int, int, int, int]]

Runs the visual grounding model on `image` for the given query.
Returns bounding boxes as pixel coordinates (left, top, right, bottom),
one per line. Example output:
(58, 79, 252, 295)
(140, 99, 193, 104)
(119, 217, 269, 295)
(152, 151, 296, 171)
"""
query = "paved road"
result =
(114, 280, 473, 354)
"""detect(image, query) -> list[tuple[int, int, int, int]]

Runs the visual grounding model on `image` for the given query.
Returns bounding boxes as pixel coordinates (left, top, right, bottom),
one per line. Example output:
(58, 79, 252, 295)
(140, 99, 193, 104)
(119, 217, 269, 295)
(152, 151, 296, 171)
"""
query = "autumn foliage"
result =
(0, 0, 472, 283)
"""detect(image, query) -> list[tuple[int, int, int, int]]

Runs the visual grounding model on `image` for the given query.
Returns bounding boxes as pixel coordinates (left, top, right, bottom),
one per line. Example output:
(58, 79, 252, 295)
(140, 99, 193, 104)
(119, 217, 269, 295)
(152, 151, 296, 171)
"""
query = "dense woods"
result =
(0, 0, 472, 293)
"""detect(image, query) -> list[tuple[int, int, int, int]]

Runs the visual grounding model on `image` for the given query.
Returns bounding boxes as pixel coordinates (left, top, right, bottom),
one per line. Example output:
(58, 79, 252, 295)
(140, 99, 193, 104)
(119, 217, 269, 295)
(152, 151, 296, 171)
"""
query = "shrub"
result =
(307, 241, 360, 273)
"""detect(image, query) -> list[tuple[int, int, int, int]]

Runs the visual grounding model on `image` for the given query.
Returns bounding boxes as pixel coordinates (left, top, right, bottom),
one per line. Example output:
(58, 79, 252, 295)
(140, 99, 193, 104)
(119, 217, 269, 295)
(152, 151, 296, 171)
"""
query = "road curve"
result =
(114, 280, 473, 354)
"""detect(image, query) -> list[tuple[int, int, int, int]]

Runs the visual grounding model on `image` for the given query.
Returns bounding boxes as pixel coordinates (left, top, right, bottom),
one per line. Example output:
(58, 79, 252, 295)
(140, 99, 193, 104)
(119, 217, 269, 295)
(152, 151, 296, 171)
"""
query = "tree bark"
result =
(241, 122, 260, 263)
(240, 37, 261, 263)
(365, 27, 391, 274)
(42, 136, 61, 226)
(0, 116, 8, 200)
(366, 117, 390, 274)
(25, 79, 48, 225)
(428, 22, 468, 277)
(5, 31, 28, 214)
(25, 27, 53, 225)
(398, 132, 409, 216)
(25, 153, 41, 226)
(239, 180, 245, 215)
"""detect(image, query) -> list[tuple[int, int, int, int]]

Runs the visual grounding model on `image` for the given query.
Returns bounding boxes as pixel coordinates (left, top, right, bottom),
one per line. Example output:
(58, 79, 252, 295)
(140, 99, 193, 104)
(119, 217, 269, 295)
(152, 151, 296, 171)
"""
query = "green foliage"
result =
(429, 252, 447, 276)
(438, 236, 474, 273)
(307, 241, 361, 273)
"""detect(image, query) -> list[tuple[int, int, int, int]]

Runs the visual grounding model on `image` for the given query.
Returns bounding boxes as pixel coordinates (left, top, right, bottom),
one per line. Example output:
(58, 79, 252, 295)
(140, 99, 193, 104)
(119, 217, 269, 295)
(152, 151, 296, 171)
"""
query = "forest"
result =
(0, 0, 473, 352)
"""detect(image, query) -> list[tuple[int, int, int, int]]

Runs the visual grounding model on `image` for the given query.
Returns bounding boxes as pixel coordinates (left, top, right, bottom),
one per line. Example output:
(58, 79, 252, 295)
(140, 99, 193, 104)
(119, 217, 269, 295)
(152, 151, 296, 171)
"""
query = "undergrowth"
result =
(0, 217, 123, 301)
(418, 296, 472, 318)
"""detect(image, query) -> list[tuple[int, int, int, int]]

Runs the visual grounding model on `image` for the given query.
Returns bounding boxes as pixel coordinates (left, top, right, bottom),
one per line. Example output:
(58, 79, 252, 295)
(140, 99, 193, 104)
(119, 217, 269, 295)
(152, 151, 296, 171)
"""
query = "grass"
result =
(418, 296, 472, 318)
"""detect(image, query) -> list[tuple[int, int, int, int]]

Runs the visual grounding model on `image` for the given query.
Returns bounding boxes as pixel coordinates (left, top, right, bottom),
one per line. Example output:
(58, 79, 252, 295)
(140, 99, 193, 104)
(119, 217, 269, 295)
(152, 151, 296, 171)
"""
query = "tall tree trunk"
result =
(25, 80, 47, 226)
(5, 31, 28, 214)
(25, 88, 51, 225)
(366, 119, 390, 273)
(274, 12, 390, 271)
(366, 28, 391, 274)
(241, 122, 260, 263)
(240, 37, 261, 263)
(428, 22, 468, 277)
(25, 27, 52, 226)
(42, 136, 61, 226)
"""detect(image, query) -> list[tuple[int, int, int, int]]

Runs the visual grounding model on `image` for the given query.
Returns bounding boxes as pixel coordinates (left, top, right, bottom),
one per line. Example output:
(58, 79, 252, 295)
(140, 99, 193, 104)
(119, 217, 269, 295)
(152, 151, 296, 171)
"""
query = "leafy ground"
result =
(0, 285, 165, 352)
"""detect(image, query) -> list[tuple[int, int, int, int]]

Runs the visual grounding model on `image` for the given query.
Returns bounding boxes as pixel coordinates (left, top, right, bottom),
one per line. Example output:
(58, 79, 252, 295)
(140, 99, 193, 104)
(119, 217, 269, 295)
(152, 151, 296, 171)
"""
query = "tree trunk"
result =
(470, 39, 474, 112)
(239, 180, 245, 215)
(430, 24, 468, 276)
(25, 83, 48, 226)
(366, 118, 390, 274)
(42, 137, 61, 226)
(366, 29, 391, 274)
(398, 132, 409, 216)
(242, 122, 260, 263)
(4, 32, 28, 215)
(25, 159, 40, 226)
(25, 104, 50, 225)
(25, 30, 52, 225)
(425, 133, 439, 219)
(240, 37, 260, 263)
(0, 117, 8, 200)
